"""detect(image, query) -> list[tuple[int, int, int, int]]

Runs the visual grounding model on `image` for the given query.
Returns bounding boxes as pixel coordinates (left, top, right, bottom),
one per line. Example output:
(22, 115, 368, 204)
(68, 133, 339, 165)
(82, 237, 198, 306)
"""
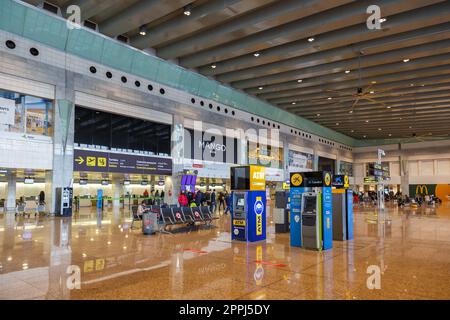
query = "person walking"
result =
(224, 192, 231, 215)
(218, 192, 225, 211)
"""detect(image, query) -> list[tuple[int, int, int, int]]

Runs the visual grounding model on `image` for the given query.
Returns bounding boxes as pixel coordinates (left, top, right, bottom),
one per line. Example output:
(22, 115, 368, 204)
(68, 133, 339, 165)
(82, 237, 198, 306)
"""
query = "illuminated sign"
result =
(250, 166, 266, 191)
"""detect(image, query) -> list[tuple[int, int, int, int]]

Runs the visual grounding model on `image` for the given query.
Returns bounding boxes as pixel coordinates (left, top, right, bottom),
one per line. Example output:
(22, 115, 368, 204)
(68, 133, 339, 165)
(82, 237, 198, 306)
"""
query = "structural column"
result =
(49, 72, 75, 214)
(6, 172, 16, 212)
(170, 113, 185, 205)
(113, 179, 123, 207)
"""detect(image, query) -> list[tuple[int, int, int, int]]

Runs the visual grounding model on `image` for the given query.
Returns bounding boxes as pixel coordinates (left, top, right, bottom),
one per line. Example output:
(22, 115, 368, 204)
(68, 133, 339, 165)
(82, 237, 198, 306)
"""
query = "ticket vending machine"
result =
(55, 187, 73, 217)
(332, 175, 354, 241)
(230, 165, 266, 242)
(289, 171, 333, 250)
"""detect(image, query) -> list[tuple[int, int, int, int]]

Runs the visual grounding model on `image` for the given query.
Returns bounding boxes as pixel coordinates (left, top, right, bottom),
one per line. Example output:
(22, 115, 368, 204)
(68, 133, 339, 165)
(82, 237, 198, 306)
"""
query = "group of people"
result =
(178, 190, 231, 214)
(352, 190, 442, 208)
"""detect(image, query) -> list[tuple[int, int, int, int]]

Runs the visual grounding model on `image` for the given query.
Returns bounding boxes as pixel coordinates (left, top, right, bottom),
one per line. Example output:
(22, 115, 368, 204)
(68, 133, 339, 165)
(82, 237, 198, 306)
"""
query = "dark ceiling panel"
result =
(24, 0, 450, 140)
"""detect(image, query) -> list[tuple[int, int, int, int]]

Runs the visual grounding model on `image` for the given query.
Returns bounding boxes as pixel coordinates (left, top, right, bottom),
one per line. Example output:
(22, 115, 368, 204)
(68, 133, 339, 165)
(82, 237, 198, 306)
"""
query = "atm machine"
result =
(230, 165, 266, 242)
(301, 192, 322, 250)
(290, 171, 333, 251)
(55, 187, 73, 217)
(332, 175, 354, 241)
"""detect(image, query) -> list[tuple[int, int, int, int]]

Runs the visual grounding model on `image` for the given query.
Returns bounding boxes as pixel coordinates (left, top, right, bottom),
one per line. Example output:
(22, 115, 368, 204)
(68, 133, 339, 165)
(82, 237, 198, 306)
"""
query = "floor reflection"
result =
(1, 203, 450, 300)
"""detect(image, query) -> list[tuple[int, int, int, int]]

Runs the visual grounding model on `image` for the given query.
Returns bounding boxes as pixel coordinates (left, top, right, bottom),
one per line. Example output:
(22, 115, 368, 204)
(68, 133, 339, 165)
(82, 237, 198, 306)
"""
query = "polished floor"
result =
(1, 202, 450, 300)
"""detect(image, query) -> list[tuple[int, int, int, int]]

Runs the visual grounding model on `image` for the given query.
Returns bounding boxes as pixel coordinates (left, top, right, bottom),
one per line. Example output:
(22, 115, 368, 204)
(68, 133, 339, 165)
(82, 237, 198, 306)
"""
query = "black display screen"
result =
(303, 196, 317, 212)
(231, 167, 250, 190)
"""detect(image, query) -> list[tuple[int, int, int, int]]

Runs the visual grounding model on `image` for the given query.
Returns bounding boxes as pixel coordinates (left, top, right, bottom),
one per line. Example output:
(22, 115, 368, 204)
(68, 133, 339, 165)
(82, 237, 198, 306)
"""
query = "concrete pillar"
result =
(49, 73, 75, 214)
(400, 156, 410, 196)
(283, 136, 289, 179)
(313, 153, 319, 171)
(113, 179, 123, 207)
(238, 136, 247, 165)
(6, 172, 16, 212)
(171, 114, 184, 205)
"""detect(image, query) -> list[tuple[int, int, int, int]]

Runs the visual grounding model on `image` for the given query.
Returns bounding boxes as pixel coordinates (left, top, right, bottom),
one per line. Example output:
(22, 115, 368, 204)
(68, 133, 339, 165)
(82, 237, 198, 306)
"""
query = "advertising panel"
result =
(288, 150, 314, 171)
(0, 97, 15, 125)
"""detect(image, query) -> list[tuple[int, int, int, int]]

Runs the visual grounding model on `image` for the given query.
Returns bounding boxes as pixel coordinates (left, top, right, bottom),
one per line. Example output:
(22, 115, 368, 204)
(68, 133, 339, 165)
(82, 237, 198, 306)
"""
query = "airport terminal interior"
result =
(1, 0, 450, 300)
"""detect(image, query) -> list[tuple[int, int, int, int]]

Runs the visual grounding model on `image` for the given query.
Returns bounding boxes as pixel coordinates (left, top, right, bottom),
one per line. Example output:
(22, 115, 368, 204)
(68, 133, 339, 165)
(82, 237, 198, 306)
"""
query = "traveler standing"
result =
(210, 190, 217, 213)
(178, 191, 188, 207)
(38, 191, 45, 205)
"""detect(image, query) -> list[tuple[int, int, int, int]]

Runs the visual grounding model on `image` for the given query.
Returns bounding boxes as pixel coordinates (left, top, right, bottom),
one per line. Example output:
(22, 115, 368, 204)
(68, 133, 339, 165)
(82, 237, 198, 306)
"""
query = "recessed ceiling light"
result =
(403, 58, 410, 63)
(387, 106, 391, 109)
(410, 83, 414, 87)
(363, 135, 367, 138)
(307, 37, 315, 42)
(421, 84, 425, 87)
(365, 120, 369, 123)
(336, 122, 339, 125)
(291, 102, 296, 105)
(399, 117, 403, 120)
(389, 133, 392, 137)
(139, 25, 146, 36)
(351, 130, 354, 133)
(253, 52, 260, 57)
(378, 128, 382, 131)
(317, 113, 320, 117)
(211, 64, 216, 69)
(349, 110, 353, 113)
(327, 97, 332, 100)
(409, 126, 412, 129)
(380, 18, 387, 23)
(297, 79, 303, 83)
(371, 81, 377, 84)
(183, 4, 192, 16)
(345, 70, 351, 74)
(258, 86, 263, 90)
(370, 91, 375, 94)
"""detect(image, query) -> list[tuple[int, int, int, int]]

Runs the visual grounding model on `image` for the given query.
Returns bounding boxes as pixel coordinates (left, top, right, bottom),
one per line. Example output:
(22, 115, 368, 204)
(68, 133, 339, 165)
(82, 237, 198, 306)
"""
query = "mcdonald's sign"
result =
(416, 185, 428, 195)
(409, 184, 436, 196)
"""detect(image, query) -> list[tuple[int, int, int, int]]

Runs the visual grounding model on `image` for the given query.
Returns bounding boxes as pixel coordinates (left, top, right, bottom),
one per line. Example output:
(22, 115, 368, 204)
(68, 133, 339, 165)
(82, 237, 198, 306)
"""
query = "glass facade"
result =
(248, 143, 283, 169)
(74, 106, 171, 156)
(0, 90, 53, 136)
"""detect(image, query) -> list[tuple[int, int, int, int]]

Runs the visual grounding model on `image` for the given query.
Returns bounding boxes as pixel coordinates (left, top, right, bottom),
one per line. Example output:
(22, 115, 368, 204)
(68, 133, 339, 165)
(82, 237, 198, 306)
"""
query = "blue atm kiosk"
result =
(332, 175, 354, 241)
(230, 165, 266, 242)
(289, 171, 333, 250)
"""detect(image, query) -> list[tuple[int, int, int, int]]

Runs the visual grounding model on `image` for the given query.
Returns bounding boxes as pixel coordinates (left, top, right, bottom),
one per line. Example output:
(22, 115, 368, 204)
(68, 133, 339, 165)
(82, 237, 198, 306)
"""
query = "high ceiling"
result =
(24, 0, 450, 141)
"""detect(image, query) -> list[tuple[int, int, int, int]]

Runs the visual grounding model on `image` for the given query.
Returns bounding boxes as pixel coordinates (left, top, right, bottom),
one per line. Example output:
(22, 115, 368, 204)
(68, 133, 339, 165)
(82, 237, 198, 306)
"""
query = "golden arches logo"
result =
(291, 173, 303, 187)
(324, 173, 331, 186)
(344, 175, 349, 185)
(416, 185, 428, 195)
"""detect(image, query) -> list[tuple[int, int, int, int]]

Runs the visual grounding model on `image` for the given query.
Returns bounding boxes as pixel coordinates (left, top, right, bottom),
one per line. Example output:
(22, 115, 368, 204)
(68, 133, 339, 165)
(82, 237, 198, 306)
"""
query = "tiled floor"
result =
(0, 202, 450, 300)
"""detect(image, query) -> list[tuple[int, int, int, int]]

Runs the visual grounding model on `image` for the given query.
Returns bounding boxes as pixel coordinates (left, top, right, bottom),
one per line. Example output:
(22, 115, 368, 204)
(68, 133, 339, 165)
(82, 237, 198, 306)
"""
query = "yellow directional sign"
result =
(75, 156, 84, 165)
(98, 157, 107, 167)
(87, 156, 96, 167)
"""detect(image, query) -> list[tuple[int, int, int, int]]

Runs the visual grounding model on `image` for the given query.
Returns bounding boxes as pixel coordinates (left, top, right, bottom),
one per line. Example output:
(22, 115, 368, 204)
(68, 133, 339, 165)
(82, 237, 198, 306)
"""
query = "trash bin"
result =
(142, 211, 158, 235)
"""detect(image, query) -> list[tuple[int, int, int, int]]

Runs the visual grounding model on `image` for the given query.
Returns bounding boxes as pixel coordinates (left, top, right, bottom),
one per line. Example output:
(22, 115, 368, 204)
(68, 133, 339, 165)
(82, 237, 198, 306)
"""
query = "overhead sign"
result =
(74, 149, 172, 175)
(0, 97, 15, 125)
(290, 171, 332, 188)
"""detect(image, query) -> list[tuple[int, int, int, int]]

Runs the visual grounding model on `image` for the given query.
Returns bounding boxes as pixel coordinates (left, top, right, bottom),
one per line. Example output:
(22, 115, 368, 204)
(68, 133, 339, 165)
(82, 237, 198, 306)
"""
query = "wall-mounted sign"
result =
(0, 97, 15, 125)
(184, 128, 237, 163)
(288, 150, 313, 171)
(74, 149, 172, 175)
(24, 178, 34, 184)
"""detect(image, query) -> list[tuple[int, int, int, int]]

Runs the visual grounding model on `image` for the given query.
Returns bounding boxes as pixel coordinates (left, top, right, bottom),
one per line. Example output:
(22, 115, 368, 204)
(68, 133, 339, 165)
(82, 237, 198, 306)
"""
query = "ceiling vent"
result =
(84, 20, 98, 31)
(117, 35, 129, 44)
(42, 2, 59, 15)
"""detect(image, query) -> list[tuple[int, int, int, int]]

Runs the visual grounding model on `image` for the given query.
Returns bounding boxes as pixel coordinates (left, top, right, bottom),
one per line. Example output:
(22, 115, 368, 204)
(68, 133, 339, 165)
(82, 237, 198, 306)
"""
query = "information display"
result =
(74, 149, 172, 175)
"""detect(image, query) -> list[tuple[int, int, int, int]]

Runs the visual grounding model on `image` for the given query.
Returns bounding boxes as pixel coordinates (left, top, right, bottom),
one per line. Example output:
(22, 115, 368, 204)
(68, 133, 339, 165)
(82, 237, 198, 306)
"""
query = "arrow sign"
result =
(75, 156, 84, 165)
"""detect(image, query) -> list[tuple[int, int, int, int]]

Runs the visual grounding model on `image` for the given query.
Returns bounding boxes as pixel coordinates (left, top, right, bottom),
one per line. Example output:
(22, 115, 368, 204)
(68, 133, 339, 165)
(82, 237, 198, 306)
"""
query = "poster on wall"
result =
(288, 150, 313, 172)
(73, 149, 172, 175)
(0, 97, 15, 125)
